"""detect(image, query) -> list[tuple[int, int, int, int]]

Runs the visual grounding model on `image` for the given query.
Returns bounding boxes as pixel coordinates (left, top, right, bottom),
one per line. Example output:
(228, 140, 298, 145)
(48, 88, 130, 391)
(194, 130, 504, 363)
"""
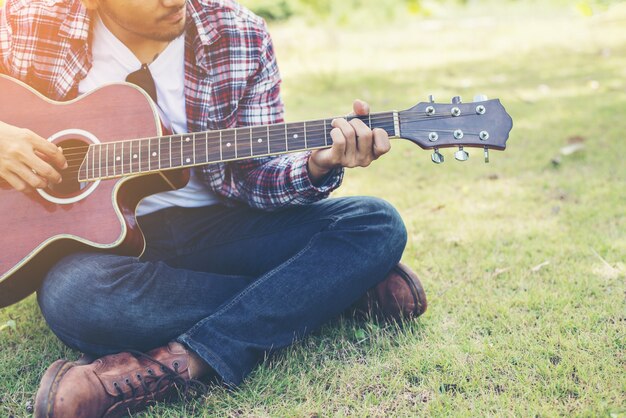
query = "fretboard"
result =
(79, 111, 398, 182)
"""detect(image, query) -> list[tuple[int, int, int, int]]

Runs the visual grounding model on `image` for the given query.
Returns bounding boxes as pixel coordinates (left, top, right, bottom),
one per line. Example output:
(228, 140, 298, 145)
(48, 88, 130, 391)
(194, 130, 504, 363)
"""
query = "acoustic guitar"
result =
(0, 74, 513, 308)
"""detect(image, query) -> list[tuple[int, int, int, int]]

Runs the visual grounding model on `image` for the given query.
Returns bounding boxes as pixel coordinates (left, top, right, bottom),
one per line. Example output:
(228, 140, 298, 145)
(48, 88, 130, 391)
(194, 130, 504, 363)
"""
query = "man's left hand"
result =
(308, 99, 391, 185)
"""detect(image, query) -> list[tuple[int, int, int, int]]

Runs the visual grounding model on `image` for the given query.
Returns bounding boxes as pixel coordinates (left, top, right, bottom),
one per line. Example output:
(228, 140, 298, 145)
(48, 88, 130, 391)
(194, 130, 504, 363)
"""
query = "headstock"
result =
(398, 95, 513, 163)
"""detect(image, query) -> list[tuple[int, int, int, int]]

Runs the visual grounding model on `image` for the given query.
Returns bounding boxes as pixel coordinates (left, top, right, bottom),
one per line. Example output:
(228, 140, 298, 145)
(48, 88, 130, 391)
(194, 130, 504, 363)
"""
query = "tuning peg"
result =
(429, 94, 435, 103)
(484, 147, 490, 163)
(473, 94, 488, 102)
(455, 146, 469, 161)
(431, 148, 444, 164)
(452, 96, 462, 104)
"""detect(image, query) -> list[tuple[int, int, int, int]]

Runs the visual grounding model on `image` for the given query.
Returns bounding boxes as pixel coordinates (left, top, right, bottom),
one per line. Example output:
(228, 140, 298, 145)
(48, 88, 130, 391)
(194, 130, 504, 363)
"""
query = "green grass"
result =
(2, 2, 625, 417)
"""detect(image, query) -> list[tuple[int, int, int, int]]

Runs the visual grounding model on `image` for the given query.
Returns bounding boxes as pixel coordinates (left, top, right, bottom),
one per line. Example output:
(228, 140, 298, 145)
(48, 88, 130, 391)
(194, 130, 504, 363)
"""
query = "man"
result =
(0, 0, 427, 416)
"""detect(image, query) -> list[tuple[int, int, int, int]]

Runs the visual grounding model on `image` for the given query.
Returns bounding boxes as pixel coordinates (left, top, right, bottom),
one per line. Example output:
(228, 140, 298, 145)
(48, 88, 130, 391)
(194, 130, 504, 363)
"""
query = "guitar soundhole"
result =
(47, 138, 91, 198)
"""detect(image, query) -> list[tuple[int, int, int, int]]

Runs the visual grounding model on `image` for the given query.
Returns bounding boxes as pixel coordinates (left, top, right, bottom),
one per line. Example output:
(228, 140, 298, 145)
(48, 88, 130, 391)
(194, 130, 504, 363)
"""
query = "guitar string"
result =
(54, 126, 490, 173)
(58, 126, 488, 168)
(0, 111, 497, 185)
(0, 133, 496, 188)
(48, 110, 485, 154)
(57, 117, 485, 159)
(28, 136, 494, 183)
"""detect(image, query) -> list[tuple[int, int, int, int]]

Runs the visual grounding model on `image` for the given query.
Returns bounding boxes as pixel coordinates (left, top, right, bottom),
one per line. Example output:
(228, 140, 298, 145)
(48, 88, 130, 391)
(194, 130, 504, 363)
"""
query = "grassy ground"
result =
(2, 2, 625, 417)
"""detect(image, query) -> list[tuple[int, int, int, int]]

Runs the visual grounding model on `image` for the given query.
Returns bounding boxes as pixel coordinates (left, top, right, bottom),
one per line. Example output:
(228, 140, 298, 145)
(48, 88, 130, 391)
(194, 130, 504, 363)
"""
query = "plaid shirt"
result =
(0, 0, 343, 210)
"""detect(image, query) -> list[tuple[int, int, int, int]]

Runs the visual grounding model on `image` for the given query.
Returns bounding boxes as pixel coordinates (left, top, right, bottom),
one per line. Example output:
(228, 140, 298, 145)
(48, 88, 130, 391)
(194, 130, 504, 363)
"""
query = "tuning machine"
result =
(455, 146, 469, 162)
(431, 148, 444, 164)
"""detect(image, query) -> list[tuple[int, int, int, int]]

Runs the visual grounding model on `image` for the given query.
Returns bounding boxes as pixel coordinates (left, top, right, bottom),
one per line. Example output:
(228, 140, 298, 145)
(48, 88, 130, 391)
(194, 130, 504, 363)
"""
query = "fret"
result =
(110, 144, 117, 177)
(221, 129, 236, 160)
(138, 139, 142, 173)
(173, 135, 182, 167)
(182, 134, 193, 166)
(130, 140, 138, 174)
(207, 131, 221, 163)
(149, 137, 160, 171)
(84, 146, 89, 180)
(168, 136, 172, 169)
(98, 144, 102, 179)
(235, 127, 252, 159)
(91, 144, 96, 180)
(104, 144, 109, 177)
(286, 122, 306, 151)
(134, 140, 141, 173)
(123, 141, 128, 174)
(268, 124, 286, 154)
(219, 131, 223, 161)
(393, 111, 400, 137)
(284, 124, 288, 151)
(191, 134, 199, 165)
(303, 120, 327, 149)
(105, 144, 111, 178)
(251, 126, 269, 156)
(323, 120, 328, 146)
(122, 141, 128, 175)
(204, 132, 209, 163)
(158, 137, 168, 170)
(127, 141, 132, 174)
(147, 139, 151, 171)
(180, 135, 188, 166)
(304, 121, 308, 149)
(368, 113, 372, 128)
(267, 125, 270, 154)
(186, 134, 195, 165)
(249, 127, 253, 156)
(113, 143, 117, 176)
(108, 143, 116, 178)
(139, 139, 150, 173)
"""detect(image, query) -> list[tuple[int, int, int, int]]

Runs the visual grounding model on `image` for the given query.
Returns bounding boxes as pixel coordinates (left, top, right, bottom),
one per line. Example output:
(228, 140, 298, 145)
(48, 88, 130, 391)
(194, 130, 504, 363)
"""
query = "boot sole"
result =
(394, 262, 428, 317)
(34, 359, 74, 418)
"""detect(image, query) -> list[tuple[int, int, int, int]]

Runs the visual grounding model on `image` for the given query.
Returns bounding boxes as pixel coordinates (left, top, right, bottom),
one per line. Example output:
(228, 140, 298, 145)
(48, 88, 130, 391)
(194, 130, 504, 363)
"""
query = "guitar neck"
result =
(79, 111, 399, 182)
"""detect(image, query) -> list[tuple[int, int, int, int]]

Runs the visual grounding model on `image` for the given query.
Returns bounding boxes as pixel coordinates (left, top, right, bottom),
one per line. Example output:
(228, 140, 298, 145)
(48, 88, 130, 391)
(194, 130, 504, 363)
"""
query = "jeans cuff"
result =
(176, 334, 240, 387)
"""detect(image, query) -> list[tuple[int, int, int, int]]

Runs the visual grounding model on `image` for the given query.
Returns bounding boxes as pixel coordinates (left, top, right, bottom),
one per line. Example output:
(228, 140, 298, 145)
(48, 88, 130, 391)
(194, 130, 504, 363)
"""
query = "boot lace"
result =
(111, 349, 207, 404)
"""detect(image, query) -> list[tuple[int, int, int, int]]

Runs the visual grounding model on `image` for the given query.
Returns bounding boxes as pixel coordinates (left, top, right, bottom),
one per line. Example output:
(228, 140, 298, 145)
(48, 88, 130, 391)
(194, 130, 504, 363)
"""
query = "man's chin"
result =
(149, 19, 187, 42)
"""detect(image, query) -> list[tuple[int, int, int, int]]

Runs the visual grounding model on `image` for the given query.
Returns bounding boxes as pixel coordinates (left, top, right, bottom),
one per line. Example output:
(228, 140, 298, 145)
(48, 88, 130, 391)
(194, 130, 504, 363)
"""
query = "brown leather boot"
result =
(34, 342, 206, 418)
(353, 262, 428, 320)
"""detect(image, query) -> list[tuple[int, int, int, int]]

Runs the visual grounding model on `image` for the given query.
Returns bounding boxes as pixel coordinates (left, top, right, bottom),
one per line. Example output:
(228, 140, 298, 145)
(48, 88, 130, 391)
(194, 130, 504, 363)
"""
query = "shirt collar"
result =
(58, 0, 91, 41)
(187, 0, 223, 47)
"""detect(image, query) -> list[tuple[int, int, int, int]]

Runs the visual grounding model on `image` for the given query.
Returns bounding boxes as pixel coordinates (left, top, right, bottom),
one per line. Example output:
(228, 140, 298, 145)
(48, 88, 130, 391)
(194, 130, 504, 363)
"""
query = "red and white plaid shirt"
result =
(0, 0, 343, 210)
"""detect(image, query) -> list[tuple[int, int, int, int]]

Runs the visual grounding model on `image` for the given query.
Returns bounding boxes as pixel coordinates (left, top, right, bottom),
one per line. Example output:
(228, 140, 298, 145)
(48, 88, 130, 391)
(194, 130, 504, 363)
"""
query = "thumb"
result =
(352, 99, 370, 116)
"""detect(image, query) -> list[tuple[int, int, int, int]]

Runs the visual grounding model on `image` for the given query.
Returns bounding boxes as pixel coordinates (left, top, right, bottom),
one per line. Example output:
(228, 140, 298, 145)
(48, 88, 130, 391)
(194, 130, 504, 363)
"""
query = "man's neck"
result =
(98, 12, 169, 64)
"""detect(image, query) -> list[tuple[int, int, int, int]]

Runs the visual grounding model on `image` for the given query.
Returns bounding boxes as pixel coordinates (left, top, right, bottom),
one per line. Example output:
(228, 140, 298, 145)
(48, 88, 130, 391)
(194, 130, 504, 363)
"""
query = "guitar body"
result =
(0, 75, 188, 308)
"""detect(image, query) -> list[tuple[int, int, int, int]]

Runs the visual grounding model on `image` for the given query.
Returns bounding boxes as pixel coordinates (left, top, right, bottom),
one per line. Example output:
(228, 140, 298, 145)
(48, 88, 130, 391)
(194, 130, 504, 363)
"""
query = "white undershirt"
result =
(78, 15, 219, 216)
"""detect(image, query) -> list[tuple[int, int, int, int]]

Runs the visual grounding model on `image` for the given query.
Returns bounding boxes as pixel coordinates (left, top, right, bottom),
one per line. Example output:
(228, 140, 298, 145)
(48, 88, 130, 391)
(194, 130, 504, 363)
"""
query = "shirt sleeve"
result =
(0, 2, 11, 75)
(210, 20, 344, 211)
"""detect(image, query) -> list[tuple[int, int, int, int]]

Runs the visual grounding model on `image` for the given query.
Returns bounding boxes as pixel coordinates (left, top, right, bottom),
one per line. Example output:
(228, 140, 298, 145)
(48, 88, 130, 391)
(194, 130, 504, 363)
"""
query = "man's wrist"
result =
(306, 156, 333, 187)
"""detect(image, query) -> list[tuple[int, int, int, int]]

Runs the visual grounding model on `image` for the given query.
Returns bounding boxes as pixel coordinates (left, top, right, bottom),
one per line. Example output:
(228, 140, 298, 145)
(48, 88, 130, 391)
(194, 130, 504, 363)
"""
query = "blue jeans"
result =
(37, 196, 407, 386)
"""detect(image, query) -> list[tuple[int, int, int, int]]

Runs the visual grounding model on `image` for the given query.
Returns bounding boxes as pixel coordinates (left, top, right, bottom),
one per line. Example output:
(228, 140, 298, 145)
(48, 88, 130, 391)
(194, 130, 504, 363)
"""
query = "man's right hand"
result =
(0, 121, 67, 193)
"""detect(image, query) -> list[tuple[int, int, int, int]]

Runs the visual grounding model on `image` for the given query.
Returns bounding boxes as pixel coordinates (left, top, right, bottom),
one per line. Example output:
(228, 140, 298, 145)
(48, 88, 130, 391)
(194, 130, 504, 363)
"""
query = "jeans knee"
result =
(366, 197, 407, 257)
(339, 196, 407, 261)
(37, 253, 137, 341)
(38, 254, 95, 326)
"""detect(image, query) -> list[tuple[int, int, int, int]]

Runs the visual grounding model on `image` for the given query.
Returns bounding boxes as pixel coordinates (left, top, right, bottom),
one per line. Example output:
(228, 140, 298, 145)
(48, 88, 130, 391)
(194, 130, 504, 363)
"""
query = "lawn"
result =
(1, 1, 625, 417)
